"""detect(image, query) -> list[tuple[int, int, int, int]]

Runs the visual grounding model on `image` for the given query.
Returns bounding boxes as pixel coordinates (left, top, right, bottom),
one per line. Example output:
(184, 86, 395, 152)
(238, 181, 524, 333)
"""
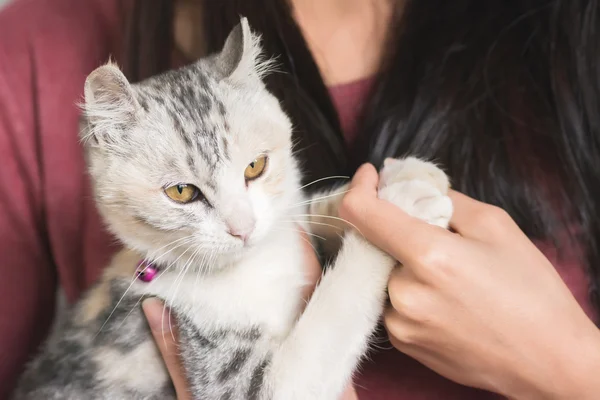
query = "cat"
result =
(12, 18, 453, 400)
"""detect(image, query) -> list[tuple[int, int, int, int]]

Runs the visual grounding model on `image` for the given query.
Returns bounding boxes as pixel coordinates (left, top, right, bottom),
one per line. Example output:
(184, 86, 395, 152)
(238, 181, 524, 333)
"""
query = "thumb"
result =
(349, 163, 379, 194)
(340, 162, 453, 264)
(339, 163, 380, 237)
(142, 298, 192, 400)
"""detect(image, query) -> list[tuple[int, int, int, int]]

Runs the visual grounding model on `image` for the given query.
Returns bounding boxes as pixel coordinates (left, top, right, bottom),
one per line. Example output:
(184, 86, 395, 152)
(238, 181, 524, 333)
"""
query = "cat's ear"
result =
(214, 17, 272, 84)
(80, 62, 140, 144)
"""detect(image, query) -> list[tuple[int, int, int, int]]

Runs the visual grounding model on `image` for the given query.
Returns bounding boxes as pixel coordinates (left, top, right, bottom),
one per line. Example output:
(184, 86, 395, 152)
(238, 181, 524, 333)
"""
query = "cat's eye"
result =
(164, 184, 201, 204)
(244, 155, 268, 181)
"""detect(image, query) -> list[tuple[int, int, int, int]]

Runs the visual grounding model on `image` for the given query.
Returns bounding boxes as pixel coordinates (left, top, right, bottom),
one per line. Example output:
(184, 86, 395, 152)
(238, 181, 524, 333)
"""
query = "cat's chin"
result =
(199, 243, 259, 268)
(211, 235, 276, 266)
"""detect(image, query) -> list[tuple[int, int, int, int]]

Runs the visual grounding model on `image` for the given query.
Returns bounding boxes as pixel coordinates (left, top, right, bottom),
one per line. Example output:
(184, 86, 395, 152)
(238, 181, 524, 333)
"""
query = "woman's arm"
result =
(340, 164, 600, 400)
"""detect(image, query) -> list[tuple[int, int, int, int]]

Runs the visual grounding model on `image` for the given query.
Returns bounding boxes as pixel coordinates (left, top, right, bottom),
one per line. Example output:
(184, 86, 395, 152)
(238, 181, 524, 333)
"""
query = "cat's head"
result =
(80, 18, 301, 270)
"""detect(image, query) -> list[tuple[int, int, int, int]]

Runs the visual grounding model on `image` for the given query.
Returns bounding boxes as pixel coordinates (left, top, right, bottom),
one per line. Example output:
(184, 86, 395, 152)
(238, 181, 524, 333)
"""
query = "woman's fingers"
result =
(347, 163, 379, 197)
(447, 190, 523, 242)
(341, 163, 455, 265)
(142, 298, 192, 400)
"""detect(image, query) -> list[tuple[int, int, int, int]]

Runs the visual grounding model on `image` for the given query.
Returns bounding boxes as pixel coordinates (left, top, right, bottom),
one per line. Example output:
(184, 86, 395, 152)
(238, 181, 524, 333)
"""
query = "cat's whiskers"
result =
(297, 232, 319, 254)
(167, 247, 201, 342)
(294, 176, 349, 193)
(114, 295, 146, 333)
(146, 235, 197, 262)
(99, 240, 196, 345)
(113, 238, 203, 334)
(281, 220, 344, 235)
(169, 246, 202, 310)
(138, 238, 197, 281)
(288, 213, 362, 235)
(272, 227, 326, 242)
(93, 237, 196, 339)
(126, 237, 196, 300)
(192, 251, 209, 304)
(149, 240, 194, 266)
(126, 236, 196, 287)
(285, 189, 350, 210)
(106, 237, 197, 333)
(155, 244, 199, 346)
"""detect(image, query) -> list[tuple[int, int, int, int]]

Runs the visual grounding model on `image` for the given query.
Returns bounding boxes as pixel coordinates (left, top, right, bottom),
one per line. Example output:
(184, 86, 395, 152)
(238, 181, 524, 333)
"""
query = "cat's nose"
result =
(223, 199, 255, 243)
(227, 225, 254, 243)
(226, 215, 255, 243)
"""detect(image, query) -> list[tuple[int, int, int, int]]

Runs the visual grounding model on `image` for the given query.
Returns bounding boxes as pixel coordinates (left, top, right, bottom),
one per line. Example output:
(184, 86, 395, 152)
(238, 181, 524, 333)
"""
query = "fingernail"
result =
(142, 297, 172, 333)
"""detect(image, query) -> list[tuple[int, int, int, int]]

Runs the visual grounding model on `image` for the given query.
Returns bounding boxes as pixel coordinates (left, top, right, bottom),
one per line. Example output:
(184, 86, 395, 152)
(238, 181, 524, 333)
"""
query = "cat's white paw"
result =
(378, 157, 452, 228)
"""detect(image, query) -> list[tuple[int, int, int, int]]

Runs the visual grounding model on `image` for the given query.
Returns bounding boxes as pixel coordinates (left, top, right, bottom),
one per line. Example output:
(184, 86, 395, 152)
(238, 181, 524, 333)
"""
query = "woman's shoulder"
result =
(0, 0, 123, 44)
(0, 0, 124, 92)
(0, 0, 126, 163)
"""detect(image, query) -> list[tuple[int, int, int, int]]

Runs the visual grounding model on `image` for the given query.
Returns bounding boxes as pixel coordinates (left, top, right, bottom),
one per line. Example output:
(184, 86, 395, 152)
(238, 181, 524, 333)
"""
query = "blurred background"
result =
(0, 0, 10, 9)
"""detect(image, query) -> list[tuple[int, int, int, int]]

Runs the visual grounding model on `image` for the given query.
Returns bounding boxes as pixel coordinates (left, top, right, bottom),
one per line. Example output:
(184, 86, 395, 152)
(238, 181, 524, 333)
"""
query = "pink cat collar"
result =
(136, 260, 159, 283)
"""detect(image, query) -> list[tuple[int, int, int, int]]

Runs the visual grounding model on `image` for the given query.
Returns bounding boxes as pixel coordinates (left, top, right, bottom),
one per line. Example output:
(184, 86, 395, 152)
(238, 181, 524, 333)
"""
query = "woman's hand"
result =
(143, 298, 192, 400)
(340, 163, 600, 400)
(142, 228, 358, 400)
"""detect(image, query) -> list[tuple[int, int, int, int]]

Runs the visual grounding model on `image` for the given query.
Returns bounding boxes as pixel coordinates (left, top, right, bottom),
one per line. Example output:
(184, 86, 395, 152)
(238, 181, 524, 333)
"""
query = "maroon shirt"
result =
(0, 0, 595, 398)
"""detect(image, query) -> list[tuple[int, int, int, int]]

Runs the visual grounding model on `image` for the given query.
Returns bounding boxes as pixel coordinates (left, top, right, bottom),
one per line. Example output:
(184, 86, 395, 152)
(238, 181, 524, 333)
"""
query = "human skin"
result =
(143, 163, 600, 400)
(148, 0, 600, 398)
(142, 230, 358, 400)
(338, 164, 600, 400)
(144, 0, 390, 397)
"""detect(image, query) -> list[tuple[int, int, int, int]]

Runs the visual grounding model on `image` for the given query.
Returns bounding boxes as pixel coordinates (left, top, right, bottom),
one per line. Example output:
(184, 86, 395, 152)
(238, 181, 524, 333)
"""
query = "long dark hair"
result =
(124, 0, 600, 317)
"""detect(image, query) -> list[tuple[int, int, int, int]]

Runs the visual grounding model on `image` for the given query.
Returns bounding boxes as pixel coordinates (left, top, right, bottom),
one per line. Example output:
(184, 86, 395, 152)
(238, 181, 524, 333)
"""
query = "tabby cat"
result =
(13, 18, 453, 400)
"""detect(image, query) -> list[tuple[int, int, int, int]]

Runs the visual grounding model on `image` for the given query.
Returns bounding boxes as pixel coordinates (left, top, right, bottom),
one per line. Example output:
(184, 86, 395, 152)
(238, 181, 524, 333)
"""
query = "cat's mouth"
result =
(231, 235, 257, 251)
(220, 235, 256, 254)
(228, 233, 251, 246)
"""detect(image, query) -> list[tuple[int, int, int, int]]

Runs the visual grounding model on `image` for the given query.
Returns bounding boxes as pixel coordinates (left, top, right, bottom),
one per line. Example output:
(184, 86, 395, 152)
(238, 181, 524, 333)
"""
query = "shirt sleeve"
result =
(0, 47, 57, 399)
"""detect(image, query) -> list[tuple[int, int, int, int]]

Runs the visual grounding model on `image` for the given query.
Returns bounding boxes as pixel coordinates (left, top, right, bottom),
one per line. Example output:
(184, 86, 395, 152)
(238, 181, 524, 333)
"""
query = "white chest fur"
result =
(134, 229, 307, 339)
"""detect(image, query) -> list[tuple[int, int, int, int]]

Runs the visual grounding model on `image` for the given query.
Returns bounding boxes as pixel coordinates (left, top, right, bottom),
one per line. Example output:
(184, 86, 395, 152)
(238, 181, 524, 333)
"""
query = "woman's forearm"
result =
(504, 319, 600, 400)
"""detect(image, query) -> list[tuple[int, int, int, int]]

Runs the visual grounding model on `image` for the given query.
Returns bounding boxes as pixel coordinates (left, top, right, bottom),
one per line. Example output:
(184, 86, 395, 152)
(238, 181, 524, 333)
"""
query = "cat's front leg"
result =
(260, 157, 453, 400)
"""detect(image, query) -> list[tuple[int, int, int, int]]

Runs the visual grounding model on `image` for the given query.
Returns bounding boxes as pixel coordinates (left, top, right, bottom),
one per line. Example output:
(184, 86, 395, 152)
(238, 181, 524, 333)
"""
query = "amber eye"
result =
(244, 155, 268, 181)
(164, 184, 200, 203)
